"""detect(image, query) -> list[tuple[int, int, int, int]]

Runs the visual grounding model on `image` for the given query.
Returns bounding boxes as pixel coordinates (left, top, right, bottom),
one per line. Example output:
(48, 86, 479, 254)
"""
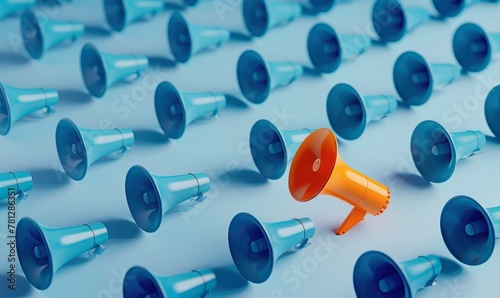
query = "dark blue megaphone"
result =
(0, 171, 32, 203)
(0, 0, 36, 20)
(167, 12, 230, 63)
(0, 82, 59, 135)
(16, 217, 108, 290)
(21, 10, 84, 59)
(237, 50, 304, 104)
(55, 118, 135, 181)
(155, 81, 226, 139)
(164, 0, 209, 7)
(290, 0, 334, 13)
(123, 266, 217, 298)
(353, 251, 442, 298)
(372, 0, 431, 43)
(432, 0, 499, 18)
(125, 165, 210, 233)
(485, 85, 500, 139)
(228, 212, 315, 283)
(453, 23, 500, 72)
(393, 51, 463, 106)
(103, 0, 164, 32)
(250, 119, 313, 180)
(242, 0, 302, 37)
(327, 83, 397, 140)
(410, 120, 485, 183)
(441, 195, 500, 266)
(80, 43, 149, 98)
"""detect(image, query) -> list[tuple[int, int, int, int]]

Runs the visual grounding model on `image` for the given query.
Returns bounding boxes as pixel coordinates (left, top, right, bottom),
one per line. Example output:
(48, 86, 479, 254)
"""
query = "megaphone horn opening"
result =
(0, 83, 12, 135)
(154, 81, 187, 139)
(372, 0, 406, 42)
(168, 12, 192, 63)
(21, 11, 44, 59)
(104, 0, 126, 32)
(250, 119, 287, 179)
(307, 23, 341, 74)
(243, 0, 269, 37)
(393, 51, 433, 106)
(432, 0, 465, 17)
(237, 50, 270, 104)
(309, 0, 334, 12)
(123, 266, 164, 298)
(485, 85, 500, 138)
(327, 83, 367, 140)
(453, 23, 491, 72)
(56, 118, 89, 181)
(81, 43, 107, 98)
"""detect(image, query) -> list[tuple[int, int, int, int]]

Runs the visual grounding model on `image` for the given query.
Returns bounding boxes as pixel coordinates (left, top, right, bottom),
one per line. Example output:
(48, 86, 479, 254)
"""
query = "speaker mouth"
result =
(432, 0, 465, 17)
(184, 0, 199, 6)
(0, 83, 12, 135)
(81, 43, 107, 98)
(250, 119, 287, 179)
(56, 118, 89, 181)
(21, 11, 44, 59)
(453, 23, 491, 72)
(123, 266, 165, 298)
(237, 50, 270, 104)
(485, 85, 500, 138)
(289, 128, 338, 202)
(243, 0, 269, 37)
(410, 120, 455, 183)
(154, 81, 187, 139)
(307, 23, 341, 74)
(372, 0, 406, 43)
(16, 217, 54, 290)
(309, 0, 335, 13)
(104, 0, 126, 32)
(168, 12, 192, 63)
(440, 195, 496, 266)
(228, 212, 273, 283)
(327, 83, 366, 140)
(125, 165, 163, 233)
(393, 51, 433, 106)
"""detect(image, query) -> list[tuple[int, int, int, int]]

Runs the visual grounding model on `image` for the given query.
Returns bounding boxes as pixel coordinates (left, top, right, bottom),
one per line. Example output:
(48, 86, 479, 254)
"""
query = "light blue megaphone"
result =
(155, 81, 226, 139)
(16, 217, 108, 290)
(125, 165, 210, 233)
(103, 0, 164, 32)
(167, 12, 230, 63)
(290, 0, 334, 13)
(410, 120, 485, 183)
(0, 82, 59, 135)
(432, 0, 499, 18)
(237, 50, 304, 104)
(327, 83, 397, 140)
(353, 251, 442, 298)
(485, 85, 500, 139)
(164, 0, 209, 7)
(228, 212, 315, 283)
(441, 195, 500, 266)
(20, 10, 85, 59)
(453, 23, 500, 72)
(123, 266, 217, 298)
(55, 118, 135, 181)
(0, 0, 36, 20)
(250, 119, 313, 180)
(0, 171, 32, 203)
(393, 51, 462, 106)
(371, 0, 431, 43)
(80, 43, 149, 98)
(242, 0, 302, 37)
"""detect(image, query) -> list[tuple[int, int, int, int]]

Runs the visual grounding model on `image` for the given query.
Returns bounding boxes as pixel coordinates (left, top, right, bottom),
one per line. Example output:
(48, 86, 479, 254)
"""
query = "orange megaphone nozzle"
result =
(288, 128, 390, 235)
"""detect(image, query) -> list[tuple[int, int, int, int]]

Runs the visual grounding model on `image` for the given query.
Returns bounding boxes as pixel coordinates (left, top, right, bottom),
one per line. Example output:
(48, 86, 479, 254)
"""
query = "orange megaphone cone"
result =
(288, 128, 390, 235)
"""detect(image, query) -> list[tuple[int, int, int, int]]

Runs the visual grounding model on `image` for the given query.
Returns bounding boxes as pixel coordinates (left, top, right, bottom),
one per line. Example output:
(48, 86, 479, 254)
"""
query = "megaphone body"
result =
(21, 11, 85, 59)
(432, 0, 498, 18)
(441, 195, 500, 265)
(289, 0, 334, 13)
(410, 120, 485, 183)
(125, 165, 210, 233)
(55, 118, 135, 181)
(485, 85, 500, 139)
(453, 23, 500, 72)
(155, 81, 226, 139)
(353, 251, 442, 298)
(0, 0, 36, 19)
(103, 0, 164, 32)
(288, 128, 390, 235)
(16, 217, 108, 290)
(228, 212, 315, 283)
(80, 43, 149, 98)
(0, 82, 59, 135)
(327, 83, 397, 140)
(123, 266, 217, 298)
(393, 51, 462, 106)
(0, 171, 32, 202)
(164, 0, 210, 7)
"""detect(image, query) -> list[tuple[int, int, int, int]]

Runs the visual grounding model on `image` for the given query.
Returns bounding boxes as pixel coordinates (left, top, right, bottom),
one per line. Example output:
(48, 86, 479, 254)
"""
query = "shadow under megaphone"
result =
(0, 274, 34, 297)
(211, 265, 249, 296)
(224, 94, 249, 109)
(223, 168, 269, 186)
(486, 135, 500, 145)
(133, 129, 170, 146)
(390, 172, 432, 188)
(29, 168, 70, 190)
(100, 218, 143, 241)
(0, 52, 30, 66)
(438, 256, 463, 276)
(58, 89, 92, 107)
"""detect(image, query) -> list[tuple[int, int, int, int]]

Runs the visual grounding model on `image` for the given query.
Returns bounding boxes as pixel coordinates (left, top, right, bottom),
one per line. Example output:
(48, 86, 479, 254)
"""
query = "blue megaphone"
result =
(0, 82, 59, 135)
(0, 171, 32, 202)
(410, 120, 485, 183)
(453, 23, 500, 72)
(125, 165, 210, 233)
(432, 0, 499, 18)
(80, 43, 149, 98)
(485, 85, 500, 139)
(237, 50, 304, 104)
(250, 119, 313, 180)
(16, 217, 108, 290)
(242, 0, 302, 37)
(0, 0, 36, 20)
(168, 12, 230, 63)
(55, 118, 135, 181)
(441, 195, 500, 266)
(371, 0, 431, 43)
(164, 0, 209, 7)
(123, 266, 217, 298)
(327, 83, 397, 140)
(103, 0, 164, 32)
(290, 0, 334, 13)
(228, 212, 315, 283)
(20, 10, 85, 59)
(393, 51, 463, 106)
(353, 251, 442, 298)
(155, 81, 226, 139)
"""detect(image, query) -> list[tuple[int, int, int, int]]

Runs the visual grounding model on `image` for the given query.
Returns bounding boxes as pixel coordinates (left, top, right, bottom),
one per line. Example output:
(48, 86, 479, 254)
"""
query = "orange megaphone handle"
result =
(336, 207, 366, 235)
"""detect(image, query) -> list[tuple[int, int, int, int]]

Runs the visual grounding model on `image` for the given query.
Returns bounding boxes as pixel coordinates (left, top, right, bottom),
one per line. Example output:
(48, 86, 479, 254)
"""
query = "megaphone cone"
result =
(16, 217, 108, 290)
(104, 0, 164, 32)
(440, 195, 500, 265)
(228, 212, 315, 283)
(293, 0, 334, 13)
(288, 128, 390, 235)
(353, 251, 442, 298)
(485, 85, 500, 139)
(0, 171, 32, 202)
(410, 120, 485, 183)
(453, 23, 500, 72)
(0, 0, 36, 20)
(242, 0, 302, 37)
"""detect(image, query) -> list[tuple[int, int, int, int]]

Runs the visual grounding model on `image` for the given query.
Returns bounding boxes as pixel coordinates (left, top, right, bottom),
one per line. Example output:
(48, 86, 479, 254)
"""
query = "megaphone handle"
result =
(336, 207, 366, 235)
(83, 224, 106, 258)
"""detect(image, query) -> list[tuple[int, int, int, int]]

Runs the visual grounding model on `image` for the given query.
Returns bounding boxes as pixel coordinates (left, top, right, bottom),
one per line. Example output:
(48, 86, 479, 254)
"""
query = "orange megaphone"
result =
(288, 128, 390, 235)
